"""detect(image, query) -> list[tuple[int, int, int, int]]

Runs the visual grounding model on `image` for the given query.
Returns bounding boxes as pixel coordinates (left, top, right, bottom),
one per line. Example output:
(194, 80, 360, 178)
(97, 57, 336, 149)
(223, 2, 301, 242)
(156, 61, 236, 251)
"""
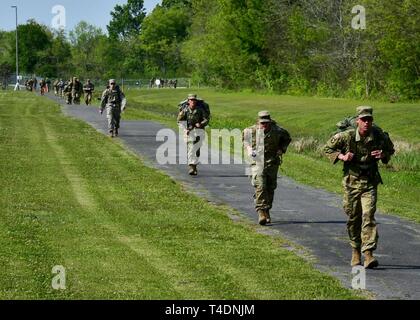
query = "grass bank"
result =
(0, 91, 361, 299)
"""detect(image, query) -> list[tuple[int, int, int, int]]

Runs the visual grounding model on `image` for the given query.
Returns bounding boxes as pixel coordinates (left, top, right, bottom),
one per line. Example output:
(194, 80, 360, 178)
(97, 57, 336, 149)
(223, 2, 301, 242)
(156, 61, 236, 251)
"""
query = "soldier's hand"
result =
(339, 152, 354, 162)
(371, 150, 384, 159)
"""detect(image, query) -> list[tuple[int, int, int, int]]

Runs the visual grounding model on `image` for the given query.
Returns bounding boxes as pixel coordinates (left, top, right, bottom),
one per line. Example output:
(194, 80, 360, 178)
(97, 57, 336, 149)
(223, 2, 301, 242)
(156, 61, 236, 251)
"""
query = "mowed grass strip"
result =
(0, 91, 361, 299)
(123, 89, 420, 223)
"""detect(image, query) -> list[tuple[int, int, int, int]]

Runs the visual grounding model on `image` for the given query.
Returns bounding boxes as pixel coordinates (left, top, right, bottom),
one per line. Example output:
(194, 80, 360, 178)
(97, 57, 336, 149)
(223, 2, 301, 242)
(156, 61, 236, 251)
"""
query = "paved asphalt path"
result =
(48, 95, 419, 300)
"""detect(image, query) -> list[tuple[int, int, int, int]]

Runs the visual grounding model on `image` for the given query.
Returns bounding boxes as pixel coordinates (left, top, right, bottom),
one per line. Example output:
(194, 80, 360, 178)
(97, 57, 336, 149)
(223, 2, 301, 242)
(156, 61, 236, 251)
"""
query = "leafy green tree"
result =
(69, 21, 106, 78)
(10, 20, 52, 74)
(139, 5, 191, 76)
(0, 31, 14, 85)
(107, 0, 146, 40)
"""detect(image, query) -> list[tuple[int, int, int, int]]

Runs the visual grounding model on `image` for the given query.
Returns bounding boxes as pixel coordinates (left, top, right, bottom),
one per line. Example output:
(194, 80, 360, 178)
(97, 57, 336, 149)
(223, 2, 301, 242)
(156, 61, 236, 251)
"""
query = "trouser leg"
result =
(361, 187, 378, 252)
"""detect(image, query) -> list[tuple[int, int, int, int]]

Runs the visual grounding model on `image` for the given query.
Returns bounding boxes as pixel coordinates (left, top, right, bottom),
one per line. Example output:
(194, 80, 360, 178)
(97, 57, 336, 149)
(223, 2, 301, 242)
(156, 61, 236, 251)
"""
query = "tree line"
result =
(0, 0, 418, 100)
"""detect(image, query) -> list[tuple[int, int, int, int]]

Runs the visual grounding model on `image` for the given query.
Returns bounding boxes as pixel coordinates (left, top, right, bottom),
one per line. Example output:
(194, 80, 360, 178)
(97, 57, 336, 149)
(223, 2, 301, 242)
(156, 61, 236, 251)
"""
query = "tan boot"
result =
(351, 248, 362, 267)
(265, 210, 271, 224)
(364, 250, 379, 269)
(258, 210, 267, 226)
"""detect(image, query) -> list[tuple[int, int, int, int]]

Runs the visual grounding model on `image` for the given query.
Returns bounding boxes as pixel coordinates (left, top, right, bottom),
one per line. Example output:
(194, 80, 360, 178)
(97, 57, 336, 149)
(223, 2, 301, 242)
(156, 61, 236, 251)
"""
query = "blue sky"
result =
(0, 0, 161, 33)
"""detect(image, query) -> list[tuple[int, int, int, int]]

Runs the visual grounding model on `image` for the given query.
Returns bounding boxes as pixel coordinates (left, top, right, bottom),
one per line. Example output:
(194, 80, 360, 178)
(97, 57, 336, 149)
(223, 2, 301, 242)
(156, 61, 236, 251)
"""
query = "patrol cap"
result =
(357, 106, 373, 119)
(188, 94, 197, 100)
(109, 79, 116, 84)
(258, 110, 272, 123)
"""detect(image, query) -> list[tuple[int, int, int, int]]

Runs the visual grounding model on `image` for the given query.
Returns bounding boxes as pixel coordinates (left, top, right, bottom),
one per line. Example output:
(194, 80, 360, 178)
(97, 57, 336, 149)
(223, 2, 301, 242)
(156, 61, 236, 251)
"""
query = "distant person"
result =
(243, 111, 291, 226)
(71, 77, 83, 105)
(100, 79, 127, 138)
(324, 106, 395, 269)
(83, 79, 95, 106)
(39, 79, 47, 95)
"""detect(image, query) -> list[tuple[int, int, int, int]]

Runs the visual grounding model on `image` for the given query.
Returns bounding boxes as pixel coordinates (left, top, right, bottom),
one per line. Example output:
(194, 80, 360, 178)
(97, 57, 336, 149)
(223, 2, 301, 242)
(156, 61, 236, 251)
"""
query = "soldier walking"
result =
(324, 106, 395, 269)
(177, 94, 210, 176)
(72, 77, 83, 105)
(83, 79, 95, 106)
(100, 79, 127, 138)
(64, 78, 73, 104)
(243, 111, 291, 225)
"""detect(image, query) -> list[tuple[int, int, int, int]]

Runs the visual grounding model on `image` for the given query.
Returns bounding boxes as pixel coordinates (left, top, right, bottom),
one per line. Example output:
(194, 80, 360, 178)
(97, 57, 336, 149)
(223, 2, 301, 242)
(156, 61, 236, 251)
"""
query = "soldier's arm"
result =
(380, 132, 395, 164)
(199, 110, 209, 128)
(278, 128, 292, 154)
(100, 90, 108, 112)
(324, 133, 347, 164)
(177, 109, 186, 122)
(120, 91, 127, 111)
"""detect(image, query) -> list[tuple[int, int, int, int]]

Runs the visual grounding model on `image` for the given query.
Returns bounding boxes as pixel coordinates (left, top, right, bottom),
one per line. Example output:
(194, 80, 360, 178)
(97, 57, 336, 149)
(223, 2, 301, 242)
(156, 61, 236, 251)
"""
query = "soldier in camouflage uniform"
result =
(243, 111, 292, 225)
(324, 106, 395, 269)
(64, 78, 73, 104)
(177, 94, 210, 176)
(71, 77, 83, 105)
(83, 79, 95, 106)
(100, 79, 127, 138)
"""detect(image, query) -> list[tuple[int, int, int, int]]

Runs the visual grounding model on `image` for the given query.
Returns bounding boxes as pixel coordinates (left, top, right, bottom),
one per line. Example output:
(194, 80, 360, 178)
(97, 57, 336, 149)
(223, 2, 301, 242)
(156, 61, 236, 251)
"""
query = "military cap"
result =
(109, 79, 116, 84)
(188, 93, 197, 100)
(357, 106, 373, 119)
(258, 110, 272, 123)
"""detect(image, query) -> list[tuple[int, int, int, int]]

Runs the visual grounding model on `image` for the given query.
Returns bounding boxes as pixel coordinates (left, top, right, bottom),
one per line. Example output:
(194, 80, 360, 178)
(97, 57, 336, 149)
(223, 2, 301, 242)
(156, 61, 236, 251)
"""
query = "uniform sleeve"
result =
(200, 109, 209, 127)
(278, 128, 292, 154)
(100, 90, 108, 111)
(324, 133, 346, 164)
(177, 109, 186, 122)
(120, 91, 127, 110)
(380, 132, 395, 164)
(242, 127, 255, 151)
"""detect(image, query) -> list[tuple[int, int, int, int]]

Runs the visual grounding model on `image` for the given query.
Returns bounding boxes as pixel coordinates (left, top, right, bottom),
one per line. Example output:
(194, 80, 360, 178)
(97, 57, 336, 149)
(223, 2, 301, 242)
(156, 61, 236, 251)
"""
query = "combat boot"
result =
(258, 210, 267, 226)
(109, 130, 114, 138)
(188, 165, 195, 175)
(351, 248, 362, 267)
(114, 128, 119, 137)
(265, 210, 271, 224)
(192, 164, 198, 176)
(364, 250, 379, 269)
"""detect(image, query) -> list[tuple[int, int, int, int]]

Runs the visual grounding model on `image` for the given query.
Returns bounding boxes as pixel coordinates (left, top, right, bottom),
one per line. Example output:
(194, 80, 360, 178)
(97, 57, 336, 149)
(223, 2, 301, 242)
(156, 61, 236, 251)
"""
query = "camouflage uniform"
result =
(100, 80, 126, 137)
(72, 78, 83, 105)
(64, 79, 73, 104)
(324, 107, 394, 257)
(243, 111, 291, 225)
(177, 94, 210, 175)
(83, 80, 95, 106)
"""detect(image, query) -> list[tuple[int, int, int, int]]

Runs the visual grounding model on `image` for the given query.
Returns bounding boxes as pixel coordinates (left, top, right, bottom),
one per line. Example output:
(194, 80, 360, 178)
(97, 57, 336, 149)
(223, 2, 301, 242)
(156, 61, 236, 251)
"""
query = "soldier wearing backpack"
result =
(100, 79, 127, 138)
(324, 106, 395, 269)
(177, 94, 210, 176)
(243, 111, 292, 226)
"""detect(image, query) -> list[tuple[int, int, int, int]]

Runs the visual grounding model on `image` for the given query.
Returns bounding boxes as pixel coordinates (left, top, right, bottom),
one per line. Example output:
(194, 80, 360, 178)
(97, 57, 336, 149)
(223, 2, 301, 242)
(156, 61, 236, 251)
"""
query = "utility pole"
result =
(11, 5, 19, 91)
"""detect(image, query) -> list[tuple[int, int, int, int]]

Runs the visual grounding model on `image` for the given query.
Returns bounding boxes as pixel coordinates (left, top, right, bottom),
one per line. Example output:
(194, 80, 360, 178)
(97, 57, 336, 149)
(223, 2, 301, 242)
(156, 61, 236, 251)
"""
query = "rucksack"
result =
(178, 99, 211, 125)
(334, 116, 395, 157)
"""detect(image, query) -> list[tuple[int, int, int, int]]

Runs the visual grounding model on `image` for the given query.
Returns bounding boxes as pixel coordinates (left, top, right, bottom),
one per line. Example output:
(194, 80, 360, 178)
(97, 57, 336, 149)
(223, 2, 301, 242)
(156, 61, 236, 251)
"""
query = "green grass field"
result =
(122, 88, 420, 223)
(0, 91, 362, 299)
